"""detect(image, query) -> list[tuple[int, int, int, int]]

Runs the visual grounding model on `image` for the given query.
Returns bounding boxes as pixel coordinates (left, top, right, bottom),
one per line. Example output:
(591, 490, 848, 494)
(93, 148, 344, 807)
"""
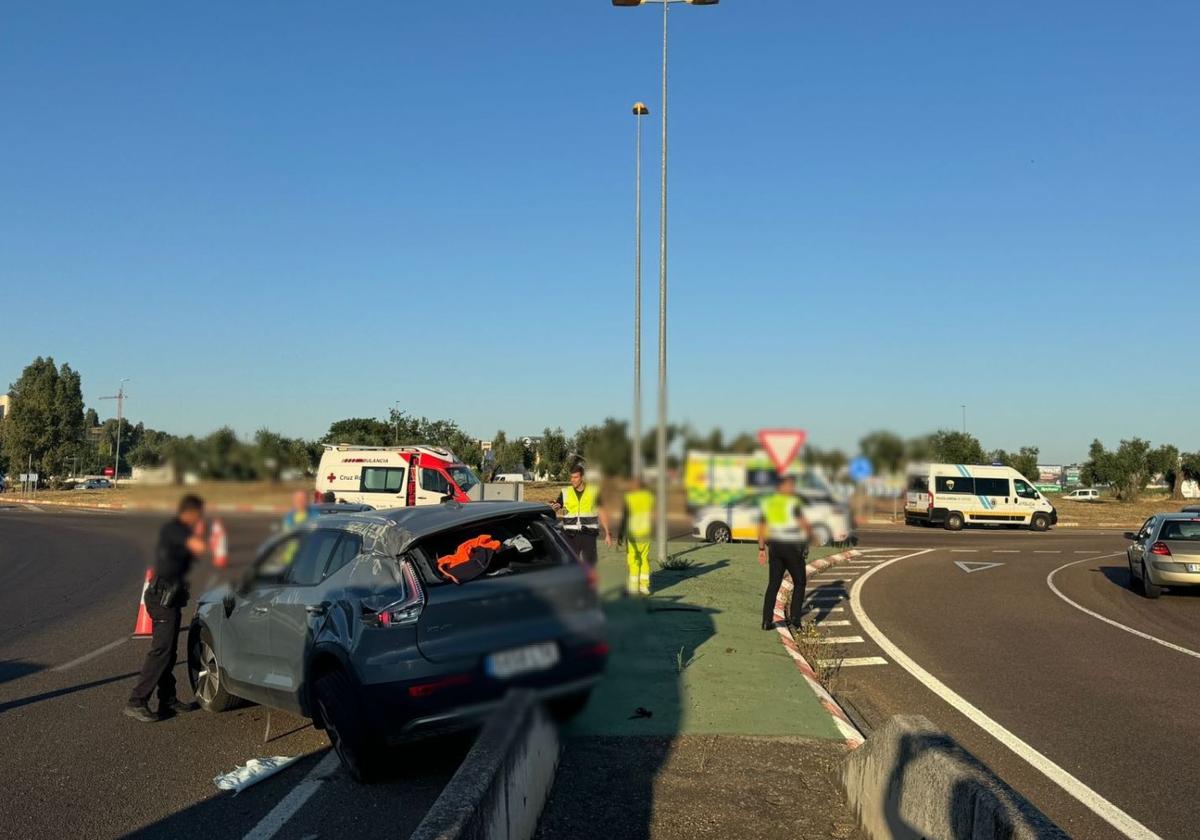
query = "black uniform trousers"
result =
(564, 530, 600, 566)
(762, 540, 808, 627)
(129, 597, 183, 705)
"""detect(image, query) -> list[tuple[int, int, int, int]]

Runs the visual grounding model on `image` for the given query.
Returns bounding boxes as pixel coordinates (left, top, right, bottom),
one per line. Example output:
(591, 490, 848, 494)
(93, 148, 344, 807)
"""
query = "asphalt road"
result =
(0, 504, 467, 839)
(822, 524, 1200, 840)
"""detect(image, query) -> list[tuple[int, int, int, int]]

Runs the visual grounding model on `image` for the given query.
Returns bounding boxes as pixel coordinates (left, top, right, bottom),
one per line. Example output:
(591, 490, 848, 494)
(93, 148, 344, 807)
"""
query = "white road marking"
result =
(52, 637, 127, 672)
(1046, 555, 1200, 661)
(817, 635, 863, 644)
(1034, 550, 1062, 554)
(954, 561, 1005, 575)
(805, 596, 845, 604)
(950, 549, 978, 553)
(992, 550, 1019, 554)
(812, 619, 851, 627)
(242, 750, 341, 840)
(823, 656, 887, 667)
(1075, 550, 1096, 554)
(852, 549, 1162, 840)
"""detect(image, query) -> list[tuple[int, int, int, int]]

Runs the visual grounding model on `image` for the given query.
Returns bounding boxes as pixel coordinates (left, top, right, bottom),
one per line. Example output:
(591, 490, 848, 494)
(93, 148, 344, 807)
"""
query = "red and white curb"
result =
(773, 548, 866, 749)
(5, 497, 287, 514)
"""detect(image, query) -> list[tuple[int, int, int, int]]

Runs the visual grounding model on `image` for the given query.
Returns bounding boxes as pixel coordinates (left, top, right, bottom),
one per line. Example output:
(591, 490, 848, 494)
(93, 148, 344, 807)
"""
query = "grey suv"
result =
(187, 502, 607, 780)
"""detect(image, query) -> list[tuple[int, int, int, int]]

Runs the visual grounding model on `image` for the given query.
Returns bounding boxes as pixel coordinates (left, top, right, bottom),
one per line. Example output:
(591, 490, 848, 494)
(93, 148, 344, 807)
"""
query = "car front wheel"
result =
(706, 522, 732, 543)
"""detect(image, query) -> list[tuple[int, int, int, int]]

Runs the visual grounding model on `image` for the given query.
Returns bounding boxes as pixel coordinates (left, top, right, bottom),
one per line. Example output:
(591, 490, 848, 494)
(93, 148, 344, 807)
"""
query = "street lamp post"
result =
(100, 379, 129, 485)
(632, 101, 649, 480)
(614, 0, 718, 565)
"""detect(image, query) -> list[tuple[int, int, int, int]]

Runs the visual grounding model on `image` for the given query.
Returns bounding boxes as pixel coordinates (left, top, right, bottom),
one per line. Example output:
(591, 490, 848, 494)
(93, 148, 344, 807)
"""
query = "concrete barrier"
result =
(410, 690, 559, 840)
(842, 715, 1068, 840)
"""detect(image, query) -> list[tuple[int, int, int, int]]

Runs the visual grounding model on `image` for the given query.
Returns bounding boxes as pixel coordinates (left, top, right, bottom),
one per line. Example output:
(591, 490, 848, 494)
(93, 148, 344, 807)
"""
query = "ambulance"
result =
(315, 444, 484, 509)
(904, 463, 1058, 531)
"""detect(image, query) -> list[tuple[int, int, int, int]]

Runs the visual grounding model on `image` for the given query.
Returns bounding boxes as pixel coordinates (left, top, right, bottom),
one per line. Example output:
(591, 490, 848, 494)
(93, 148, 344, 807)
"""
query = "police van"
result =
(904, 463, 1058, 531)
(315, 444, 485, 509)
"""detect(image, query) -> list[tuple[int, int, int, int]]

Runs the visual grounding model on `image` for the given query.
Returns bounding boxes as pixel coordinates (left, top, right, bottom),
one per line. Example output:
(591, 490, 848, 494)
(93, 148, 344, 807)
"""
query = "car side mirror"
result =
(1123, 531, 1138, 541)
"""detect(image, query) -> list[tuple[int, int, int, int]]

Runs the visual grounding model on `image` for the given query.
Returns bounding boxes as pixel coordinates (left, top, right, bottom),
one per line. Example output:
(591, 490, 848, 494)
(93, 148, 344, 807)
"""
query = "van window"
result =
(907, 475, 929, 493)
(1013, 479, 1038, 500)
(935, 476, 975, 494)
(421, 468, 451, 495)
(975, 477, 1010, 496)
(361, 467, 405, 493)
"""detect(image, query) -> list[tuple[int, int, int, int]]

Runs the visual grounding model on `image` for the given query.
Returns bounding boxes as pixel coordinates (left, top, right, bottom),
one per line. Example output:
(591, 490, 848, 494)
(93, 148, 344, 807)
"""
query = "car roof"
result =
(1155, 512, 1200, 522)
(313, 500, 554, 552)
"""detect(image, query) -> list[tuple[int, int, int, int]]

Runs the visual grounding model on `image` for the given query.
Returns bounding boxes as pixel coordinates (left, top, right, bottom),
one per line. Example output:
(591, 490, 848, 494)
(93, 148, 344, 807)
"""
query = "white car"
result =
(1063, 488, 1100, 502)
(692, 496, 854, 547)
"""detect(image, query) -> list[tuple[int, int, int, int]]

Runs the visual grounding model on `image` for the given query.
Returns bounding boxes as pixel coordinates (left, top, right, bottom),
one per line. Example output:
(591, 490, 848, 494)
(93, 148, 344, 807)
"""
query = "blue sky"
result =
(2, 2, 1197, 464)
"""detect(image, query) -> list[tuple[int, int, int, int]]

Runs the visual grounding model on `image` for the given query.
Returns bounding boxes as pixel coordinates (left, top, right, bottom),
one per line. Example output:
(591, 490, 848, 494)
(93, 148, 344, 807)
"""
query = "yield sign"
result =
(954, 560, 1004, 574)
(758, 429, 807, 473)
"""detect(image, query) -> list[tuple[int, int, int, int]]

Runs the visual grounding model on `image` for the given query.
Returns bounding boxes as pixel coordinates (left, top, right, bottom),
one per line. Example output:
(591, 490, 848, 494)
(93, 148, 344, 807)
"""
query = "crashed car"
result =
(187, 501, 607, 780)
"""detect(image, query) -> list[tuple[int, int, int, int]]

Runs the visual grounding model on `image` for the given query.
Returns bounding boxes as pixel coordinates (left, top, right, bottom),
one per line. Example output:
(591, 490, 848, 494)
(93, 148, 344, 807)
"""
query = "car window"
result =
(935, 476, 975, 494)
(975, 477, 1010, 496)
(361, 466, 405, 493)
(421, 468, 451, 494)
(284, 530, 342, 586)
(323, 533, 363, 579)
(258, 535, 302, 579)
(1159, 520, 1200, 542)
(1013, 479, 1038, 500)
(1138, 517, 1156, 539)
(907, 475, 929, 493)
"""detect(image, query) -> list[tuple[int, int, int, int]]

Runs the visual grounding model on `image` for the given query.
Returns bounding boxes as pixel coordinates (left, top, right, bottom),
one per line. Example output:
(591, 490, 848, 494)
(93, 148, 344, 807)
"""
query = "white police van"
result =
(904, 463, 1057, 531)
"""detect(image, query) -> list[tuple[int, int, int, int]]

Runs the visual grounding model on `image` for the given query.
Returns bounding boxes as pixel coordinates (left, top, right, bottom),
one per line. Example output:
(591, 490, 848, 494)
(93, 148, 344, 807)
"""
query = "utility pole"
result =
(99, 379, 130, 485)
(961, 404, 966, 435)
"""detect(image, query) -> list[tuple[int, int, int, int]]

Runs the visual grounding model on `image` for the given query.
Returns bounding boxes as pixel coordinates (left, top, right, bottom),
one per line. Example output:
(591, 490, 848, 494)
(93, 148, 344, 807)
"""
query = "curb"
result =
(4, 497, 288, 514)
(772, 548, 866, 748)
(842, 714, 1068, 840)
(410, 689, 559, 840)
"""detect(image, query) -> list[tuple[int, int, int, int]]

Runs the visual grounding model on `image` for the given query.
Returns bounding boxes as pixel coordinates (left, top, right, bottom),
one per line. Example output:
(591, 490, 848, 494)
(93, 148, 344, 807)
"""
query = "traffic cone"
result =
(133, 569, 154, 638)
(209, 518, 228, 569)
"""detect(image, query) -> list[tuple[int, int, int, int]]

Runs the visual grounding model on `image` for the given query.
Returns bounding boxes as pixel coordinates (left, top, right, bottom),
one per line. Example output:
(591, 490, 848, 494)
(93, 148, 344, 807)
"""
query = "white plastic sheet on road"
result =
(214, 755, 302, 794)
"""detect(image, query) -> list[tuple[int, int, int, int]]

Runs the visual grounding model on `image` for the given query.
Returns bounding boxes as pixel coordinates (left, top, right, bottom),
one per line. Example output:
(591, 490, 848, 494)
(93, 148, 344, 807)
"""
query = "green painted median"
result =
(567, 541, 843, 740)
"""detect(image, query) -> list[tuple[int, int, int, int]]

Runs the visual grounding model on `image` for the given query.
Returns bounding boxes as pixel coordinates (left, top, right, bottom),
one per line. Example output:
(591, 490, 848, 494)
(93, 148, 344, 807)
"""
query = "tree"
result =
(1181, 451, 1200, 495)
(904, 434, 936, 463)
(537, 427, 571, 481)
(1083, 438, 1156, 501)
(2, 357, 85, 479)
(1012, 446, 1040, 484)
(930, 430, 986, 465)
(573, 418, 632, 477)
(859, 431, 905, 475)
(489, 431, 528, 475)
(1148, 444, 1181, 499)
(322, 417, 395, 447)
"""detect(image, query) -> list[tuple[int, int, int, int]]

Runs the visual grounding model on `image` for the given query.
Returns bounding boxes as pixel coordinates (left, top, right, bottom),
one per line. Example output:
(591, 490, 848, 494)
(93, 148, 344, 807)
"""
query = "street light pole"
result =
(100, 379, 129, 485)
(613, 0, 717, 566)
(632, 102, 649, 480)
(961, 404, 966, 434)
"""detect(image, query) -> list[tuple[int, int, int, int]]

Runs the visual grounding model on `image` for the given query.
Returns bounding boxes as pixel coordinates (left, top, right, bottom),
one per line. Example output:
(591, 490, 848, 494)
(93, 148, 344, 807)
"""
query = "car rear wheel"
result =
(1140, 560, 1163, 600)
(945, 512, 964, 532)
(548, 688, 593, 723)
(314, 669, 379, 782)
(706, 522, 732, 543)
(1030, 513, 1050, 532)
(189, 626, 239, 712)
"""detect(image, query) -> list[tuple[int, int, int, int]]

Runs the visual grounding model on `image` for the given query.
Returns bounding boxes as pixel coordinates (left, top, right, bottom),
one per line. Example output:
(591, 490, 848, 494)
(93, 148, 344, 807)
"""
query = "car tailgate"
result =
(417, 564, 595, 664)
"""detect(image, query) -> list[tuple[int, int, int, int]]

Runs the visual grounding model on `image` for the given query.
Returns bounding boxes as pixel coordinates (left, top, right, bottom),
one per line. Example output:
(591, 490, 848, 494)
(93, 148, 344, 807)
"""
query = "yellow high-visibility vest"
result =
(624, 488, 654, 541)
(562, 484, 600, 532)
(760, 492, 803, 542)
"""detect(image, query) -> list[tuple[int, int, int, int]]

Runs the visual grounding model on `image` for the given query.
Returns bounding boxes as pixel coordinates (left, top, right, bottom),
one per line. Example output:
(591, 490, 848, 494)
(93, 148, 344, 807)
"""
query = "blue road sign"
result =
(849, 456, 874, 482)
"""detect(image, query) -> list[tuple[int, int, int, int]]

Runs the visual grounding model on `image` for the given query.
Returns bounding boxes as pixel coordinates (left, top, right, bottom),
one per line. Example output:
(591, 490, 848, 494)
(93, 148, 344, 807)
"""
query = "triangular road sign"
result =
(758, 429, 807, 473)
(954, 560, 1004, 574)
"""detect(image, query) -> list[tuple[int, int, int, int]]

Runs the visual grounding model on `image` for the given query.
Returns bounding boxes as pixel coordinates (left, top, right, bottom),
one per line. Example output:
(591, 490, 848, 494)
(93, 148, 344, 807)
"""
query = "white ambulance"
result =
(315, 444, 484, 509)
(904, 463, 1058, 532)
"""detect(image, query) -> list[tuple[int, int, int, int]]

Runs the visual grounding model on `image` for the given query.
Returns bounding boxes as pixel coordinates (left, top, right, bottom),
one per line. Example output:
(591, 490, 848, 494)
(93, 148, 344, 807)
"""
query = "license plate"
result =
(486, 642, 559, 679)
(1187, 564, 1200, 574)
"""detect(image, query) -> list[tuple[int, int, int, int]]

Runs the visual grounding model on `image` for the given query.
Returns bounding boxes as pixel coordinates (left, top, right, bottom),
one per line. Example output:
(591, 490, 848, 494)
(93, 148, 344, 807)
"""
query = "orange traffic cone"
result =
(209, 518, 228, 569)
(133, 569, 154, 638)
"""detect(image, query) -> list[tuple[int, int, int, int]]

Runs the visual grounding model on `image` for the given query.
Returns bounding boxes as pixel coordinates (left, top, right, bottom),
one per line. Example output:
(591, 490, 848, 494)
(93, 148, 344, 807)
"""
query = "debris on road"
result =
(213, 755, 302, 794)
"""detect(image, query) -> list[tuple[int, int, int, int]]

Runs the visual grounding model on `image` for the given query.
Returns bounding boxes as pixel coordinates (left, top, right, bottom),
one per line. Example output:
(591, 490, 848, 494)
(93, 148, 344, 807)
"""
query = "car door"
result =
(219, 534, 299, 699)
(415, 457, 454, 505)
(1129, 516, 1156, 573)
(1012, 478, 1041, 523)
(975, 477, 1013, 522)
(267, 528, 348, 708)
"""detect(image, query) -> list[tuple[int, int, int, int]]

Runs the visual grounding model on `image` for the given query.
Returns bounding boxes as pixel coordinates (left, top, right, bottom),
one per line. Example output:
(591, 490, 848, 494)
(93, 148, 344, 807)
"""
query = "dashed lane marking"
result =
(852, 549, 1162, 840)
(824, 656, 887, 667)
(811, 619, 852, 627)
(992, 550, 1019, 554)
(950, 549, 978, 553)
(1034, 550, 1062, 554)
(52, 637, 128, 672)
(242, 750, 341, 840)
(817, 636, 864, 644)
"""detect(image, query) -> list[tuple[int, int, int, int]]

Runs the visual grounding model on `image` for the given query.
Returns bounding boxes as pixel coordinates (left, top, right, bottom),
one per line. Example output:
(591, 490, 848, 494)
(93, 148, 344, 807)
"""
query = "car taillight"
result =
(363, 559, 424, 628)
(1150, 541, 1172, 557)
(580, 642, 610, 658)
(407, 674, 472, 698)
(927, 492, 934, 511)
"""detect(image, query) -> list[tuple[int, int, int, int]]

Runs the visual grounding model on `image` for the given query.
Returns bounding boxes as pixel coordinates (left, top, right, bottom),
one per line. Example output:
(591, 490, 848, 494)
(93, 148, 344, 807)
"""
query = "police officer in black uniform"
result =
(124, 495, 207, 722)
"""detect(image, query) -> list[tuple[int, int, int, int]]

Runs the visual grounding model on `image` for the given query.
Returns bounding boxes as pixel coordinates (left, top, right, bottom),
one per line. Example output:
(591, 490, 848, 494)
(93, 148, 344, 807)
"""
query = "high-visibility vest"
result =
(760, 493, 804, 542)
(561, 484, 600, 532)
(624, 489, 654, 541)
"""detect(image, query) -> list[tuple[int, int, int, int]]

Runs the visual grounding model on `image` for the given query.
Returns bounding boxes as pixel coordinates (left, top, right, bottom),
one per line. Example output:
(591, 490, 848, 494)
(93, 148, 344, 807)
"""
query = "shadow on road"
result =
(0, 659, 46, 686)
(802, 579, 850, 623)
(1095, 563, 1200, 599)
(648, 558, 729, 595)
(0, 670, 139, 714)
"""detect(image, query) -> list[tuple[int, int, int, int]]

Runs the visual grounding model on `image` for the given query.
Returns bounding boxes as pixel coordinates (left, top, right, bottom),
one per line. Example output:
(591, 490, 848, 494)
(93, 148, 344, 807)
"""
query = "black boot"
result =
(123, 702, 159, 723)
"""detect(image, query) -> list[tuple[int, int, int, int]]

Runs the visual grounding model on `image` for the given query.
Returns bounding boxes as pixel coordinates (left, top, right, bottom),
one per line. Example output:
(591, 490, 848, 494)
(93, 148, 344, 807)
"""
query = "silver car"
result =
(1125, 513, 1200, 599)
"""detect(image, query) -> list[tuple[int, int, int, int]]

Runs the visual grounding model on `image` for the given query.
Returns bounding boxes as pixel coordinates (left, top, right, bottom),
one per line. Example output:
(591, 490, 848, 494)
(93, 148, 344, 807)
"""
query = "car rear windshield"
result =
(447, 465, 480, 492)
(907, 476, 929, 493)
(1159, 520, 1200, 542)
(412, 514, 570, 584)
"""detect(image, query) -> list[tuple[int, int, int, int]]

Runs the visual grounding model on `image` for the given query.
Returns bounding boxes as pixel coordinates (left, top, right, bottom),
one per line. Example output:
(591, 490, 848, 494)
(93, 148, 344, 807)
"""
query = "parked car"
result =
(1182, 505, 1200, 514)
(187, 502, 607, 780)
(1063, 488, 1100, 502)
(1125, 513, 1200, 599)
(692, 492, 855, 547)
(80, 478, 113, 490)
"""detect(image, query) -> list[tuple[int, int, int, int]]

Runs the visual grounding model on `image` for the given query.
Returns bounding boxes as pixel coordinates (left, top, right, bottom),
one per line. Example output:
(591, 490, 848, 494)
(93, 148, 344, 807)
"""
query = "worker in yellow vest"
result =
(758, 474, 814, 630)
(550, 463, 612, 566)
(618, 476, 655, 596)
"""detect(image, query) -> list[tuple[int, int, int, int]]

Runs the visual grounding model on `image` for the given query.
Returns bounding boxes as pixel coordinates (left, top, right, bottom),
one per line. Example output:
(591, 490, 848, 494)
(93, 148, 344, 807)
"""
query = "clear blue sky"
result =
(2, 2, 1197, 464)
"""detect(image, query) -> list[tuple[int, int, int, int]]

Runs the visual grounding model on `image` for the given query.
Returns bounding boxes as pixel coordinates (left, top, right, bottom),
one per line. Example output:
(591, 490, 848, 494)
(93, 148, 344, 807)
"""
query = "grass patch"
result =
(790, 622, 844, 690)
(658, 554, 697, 571)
